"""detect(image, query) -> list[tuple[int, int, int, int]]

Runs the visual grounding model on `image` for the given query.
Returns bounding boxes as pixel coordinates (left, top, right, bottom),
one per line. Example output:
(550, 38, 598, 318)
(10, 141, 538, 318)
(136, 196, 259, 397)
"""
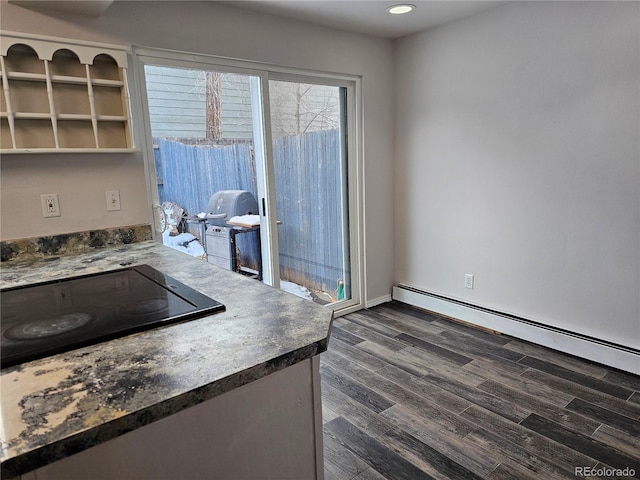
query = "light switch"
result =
(465, 274, 474, 289)
(106, 190, 121, 211)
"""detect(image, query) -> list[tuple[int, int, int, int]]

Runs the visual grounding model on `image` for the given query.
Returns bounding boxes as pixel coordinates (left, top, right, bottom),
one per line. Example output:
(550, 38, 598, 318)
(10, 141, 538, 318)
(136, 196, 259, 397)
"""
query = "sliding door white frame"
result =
(267, 71, 363, 314)
(130, 46, 364, 313)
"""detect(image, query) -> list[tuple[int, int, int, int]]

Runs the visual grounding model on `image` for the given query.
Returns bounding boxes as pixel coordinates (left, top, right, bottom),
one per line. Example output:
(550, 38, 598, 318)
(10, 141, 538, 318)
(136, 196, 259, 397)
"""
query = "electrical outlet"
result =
(41, 194, 61, 218)
(464, 273, 474, 289)
(106, 190, 121, 211)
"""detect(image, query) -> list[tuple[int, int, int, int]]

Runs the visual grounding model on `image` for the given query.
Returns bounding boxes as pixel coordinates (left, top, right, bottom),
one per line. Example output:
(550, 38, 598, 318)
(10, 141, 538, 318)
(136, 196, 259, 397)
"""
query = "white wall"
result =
(0, 0, 395, 305)
(394, 1, 639, 349)
(0, 154, 148, 238)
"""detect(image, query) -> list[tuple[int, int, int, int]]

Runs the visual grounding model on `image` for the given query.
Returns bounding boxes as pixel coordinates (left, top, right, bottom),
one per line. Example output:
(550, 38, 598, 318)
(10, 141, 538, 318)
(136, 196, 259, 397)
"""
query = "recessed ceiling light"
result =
(387, 4, 416, 15)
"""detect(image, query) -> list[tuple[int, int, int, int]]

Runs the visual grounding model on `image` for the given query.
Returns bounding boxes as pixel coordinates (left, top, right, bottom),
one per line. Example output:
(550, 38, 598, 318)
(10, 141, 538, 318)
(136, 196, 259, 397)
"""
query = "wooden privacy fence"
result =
(155, 140, 257, 214)
(155, 130, 348, 294)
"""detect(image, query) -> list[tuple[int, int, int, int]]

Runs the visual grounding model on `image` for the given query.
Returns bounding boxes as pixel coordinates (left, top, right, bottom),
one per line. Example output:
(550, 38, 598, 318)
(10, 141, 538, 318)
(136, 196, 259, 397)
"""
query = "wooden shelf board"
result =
(13, 112, 51, 119)
(91, 78, 124, 87)
(96, 115, 128, 122)
(50, 74, 88, 85)
(5, 73, 118, 87)
(6, 71, 46, 82)
(57, 113, 92, 120)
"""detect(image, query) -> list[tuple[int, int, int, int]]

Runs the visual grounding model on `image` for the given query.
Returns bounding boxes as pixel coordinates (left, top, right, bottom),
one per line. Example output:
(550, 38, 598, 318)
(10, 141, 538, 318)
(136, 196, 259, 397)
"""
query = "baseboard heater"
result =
(392, 284, 639, 375)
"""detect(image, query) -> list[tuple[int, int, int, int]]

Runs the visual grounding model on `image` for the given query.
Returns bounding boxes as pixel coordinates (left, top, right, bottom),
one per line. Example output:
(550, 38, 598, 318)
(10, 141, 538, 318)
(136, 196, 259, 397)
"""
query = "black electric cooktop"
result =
(1, 264, 225, 369)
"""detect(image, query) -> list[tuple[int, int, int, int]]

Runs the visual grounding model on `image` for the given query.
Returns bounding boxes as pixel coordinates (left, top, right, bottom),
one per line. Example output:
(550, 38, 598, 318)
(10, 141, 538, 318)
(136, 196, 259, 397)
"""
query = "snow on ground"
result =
(280, 280, 313, 301)
(162, 230, 206, 258)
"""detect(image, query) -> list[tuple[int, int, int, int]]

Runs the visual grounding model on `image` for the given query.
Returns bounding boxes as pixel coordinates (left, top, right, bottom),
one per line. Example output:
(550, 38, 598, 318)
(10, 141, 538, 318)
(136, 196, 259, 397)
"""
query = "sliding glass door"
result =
(269, 79, 352, 304)
(140, 63, 268, 280)
(132, 48, 360, 310)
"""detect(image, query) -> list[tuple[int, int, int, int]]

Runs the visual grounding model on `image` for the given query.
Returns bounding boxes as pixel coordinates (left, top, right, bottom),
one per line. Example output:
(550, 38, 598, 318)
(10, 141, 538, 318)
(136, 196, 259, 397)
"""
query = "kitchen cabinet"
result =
(18, 357, 324, 480)
(0, 32, 134, 153)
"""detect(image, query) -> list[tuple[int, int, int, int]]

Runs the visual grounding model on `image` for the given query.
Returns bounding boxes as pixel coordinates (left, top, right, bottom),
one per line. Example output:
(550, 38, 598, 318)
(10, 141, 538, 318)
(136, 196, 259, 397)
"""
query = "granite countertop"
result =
(0, 241, 334, 478)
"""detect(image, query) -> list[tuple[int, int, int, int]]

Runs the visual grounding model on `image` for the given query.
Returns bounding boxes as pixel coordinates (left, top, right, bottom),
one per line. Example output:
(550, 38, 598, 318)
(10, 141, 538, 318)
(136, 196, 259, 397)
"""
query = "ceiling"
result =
(8, 0, 509, 39)
(219, 0, 508, 39)
(8, 0, 115, 16)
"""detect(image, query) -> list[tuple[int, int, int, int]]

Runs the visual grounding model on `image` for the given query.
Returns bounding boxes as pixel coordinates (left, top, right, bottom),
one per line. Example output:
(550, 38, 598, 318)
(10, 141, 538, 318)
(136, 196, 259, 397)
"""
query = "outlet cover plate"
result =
(41, 194, 61, 218)
(465, 274, 474, 289)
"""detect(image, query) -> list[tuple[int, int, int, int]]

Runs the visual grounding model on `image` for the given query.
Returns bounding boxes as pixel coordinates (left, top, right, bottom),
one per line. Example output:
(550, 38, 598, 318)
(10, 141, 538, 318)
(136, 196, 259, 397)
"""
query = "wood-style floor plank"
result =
(462, 358, 574, 407)
(476, 379, 601, 436)
(461, 355, 529, 379)
(521, 368, 640, 419)
(329, 336, 390, 372)
(518, 356, 634, 400)
(331, 325, 366, 346)
(410, 367, 532, 423)
(602, 369, 640, 392)
(346, 311, 407, 338)
(321, 363, 395, 414)
(376, 363, 472, 415)
(520, 413, 640, 472)
(354, 341, 438, 378)
(322, 350, 475, 438)
(378, 425, 484, 480)
(396, 332, 474, 366)
(486, 462, 541, 480)
(437, 329, 526, 363)
(353, 467, 388, 480)
(503, 338, 610, 379)
(322, 381, 393, 438)
(382, 301, 442, 322)
(591, 424, 640, 458)
(338, 321, 408, 352)
(325, 416, 436, 480)
(357, 341, 488, 388)
(373, 307, 447, 337)
(380, 405, 502, 477)
(462, 427, 576, 480)
(565, 397, 640, 437)
(432, 317, 513, 346)
(321, 302, 640, 480)
(460, 405, 600, 470)
(322, 402, 341, 424)
(324, 427, 372, 479)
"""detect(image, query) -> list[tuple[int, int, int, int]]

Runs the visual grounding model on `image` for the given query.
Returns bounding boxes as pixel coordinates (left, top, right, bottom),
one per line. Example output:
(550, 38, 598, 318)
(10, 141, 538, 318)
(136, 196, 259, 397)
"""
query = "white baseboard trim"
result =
(393, 285, 640, 375)
(366, 293, 392, 309)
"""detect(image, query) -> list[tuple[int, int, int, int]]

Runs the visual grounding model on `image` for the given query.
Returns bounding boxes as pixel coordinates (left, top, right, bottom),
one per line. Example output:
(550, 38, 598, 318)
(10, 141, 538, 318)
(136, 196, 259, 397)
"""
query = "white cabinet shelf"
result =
(0, 32, 135, 153)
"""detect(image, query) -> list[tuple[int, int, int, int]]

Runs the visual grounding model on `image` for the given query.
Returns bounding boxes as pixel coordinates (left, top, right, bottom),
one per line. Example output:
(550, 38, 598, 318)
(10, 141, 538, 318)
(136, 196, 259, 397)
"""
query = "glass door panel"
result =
(268, 80, 351, 304)
(143, 64, 264, 280)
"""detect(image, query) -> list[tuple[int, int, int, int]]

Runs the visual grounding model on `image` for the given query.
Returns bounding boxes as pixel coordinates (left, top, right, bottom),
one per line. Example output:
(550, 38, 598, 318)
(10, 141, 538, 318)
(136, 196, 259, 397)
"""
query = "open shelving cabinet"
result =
(0, 32, 135, 153)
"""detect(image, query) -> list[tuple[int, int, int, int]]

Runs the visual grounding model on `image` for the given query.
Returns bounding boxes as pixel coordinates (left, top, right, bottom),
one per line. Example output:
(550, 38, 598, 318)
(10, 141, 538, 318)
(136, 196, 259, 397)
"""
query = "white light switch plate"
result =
(465, 274, 474, 289)
(106, 190, 121, 211)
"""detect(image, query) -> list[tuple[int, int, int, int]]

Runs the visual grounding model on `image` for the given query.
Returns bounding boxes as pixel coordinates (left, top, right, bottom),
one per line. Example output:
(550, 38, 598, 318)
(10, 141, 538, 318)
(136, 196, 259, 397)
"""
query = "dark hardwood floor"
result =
(320, 301, 640, 480)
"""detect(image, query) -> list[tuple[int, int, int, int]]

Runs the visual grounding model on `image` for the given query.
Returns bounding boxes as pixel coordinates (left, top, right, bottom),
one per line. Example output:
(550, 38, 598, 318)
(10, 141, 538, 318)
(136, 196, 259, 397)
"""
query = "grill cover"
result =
(206, 190, 258, 226)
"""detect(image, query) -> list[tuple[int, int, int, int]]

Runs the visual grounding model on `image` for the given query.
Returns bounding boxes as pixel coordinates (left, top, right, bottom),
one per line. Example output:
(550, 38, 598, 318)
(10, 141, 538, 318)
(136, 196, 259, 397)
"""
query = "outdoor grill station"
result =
(201, 190, 263, 280)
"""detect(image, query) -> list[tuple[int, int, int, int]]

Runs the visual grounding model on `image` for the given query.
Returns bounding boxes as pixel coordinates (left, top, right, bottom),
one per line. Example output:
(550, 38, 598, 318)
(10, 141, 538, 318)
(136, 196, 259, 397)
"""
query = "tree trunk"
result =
(206, 71, 223, 141)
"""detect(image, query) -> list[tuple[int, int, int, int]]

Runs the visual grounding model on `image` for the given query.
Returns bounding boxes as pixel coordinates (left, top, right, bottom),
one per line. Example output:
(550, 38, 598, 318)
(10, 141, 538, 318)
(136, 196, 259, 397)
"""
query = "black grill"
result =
(204, 190, 258, 270)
